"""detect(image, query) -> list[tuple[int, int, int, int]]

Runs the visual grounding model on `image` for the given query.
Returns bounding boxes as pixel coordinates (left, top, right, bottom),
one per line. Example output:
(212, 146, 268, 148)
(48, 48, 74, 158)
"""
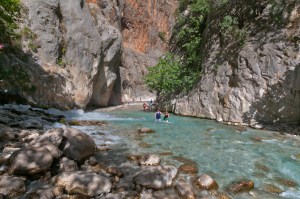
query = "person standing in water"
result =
(163, 111, 169, 122)
(155, 109, 161, 122)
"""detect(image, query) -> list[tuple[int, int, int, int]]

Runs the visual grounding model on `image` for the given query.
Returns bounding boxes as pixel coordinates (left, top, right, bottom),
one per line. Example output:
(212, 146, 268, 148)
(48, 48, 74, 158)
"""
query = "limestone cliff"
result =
(0, 0, 122, 109)
(173, 1, 300, 127)
(119, 0, 178, 102)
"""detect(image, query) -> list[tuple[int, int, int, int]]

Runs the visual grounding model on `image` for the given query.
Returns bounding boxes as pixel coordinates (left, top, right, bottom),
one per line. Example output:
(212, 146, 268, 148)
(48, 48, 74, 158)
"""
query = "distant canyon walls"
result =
(0, 0, 177, 109)
(119, 0, 178, 102)
(173, 1, 300, 125)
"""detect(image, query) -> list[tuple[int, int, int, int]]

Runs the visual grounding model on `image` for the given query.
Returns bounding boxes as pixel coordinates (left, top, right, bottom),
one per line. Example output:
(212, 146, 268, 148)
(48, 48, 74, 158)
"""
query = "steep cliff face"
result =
(120, 0, 178, 102)
(174, 1, 300, 126)
(0, 0, 122, 109)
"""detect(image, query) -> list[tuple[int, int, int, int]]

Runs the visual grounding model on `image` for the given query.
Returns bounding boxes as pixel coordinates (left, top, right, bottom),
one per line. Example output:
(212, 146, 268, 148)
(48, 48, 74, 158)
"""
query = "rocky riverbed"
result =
(0, 105, 296, 199)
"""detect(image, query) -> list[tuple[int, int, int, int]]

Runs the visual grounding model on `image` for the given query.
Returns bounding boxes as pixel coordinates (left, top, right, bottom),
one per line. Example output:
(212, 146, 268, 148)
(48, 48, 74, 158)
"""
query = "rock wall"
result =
(1, 0, 123, 109)
(119, 0, 178, 102)
(173, 1, 300, 126)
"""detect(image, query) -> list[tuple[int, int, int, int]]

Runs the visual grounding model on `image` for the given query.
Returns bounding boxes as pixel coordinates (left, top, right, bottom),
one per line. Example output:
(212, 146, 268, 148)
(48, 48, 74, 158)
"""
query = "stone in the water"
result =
(274, 177, 298, 187)
(229, 180, 254, 193)
(197, 174, 219, 190)
(254, 162, 270, 172)
(68, 120, 107, 126)
(262, 184, 283, 194)
(0, 127, 16, 141)
(127, 154, 141, 162)
(173, 156, 197, 165)
(106, 167, 124, 178)
(179, 164, 198, 174)
(139, 154, 160, 166)
(159, 151, 173, 156)
(138, 127, 155, 134)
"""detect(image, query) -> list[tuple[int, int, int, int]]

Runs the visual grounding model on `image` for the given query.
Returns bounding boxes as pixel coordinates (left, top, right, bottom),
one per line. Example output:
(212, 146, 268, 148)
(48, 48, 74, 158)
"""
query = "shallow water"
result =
(5, 104, 300, 198)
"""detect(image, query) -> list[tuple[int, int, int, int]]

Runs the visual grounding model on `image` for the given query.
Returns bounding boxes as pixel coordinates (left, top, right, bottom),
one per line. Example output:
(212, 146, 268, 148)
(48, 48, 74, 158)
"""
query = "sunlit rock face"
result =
(174, 1, 300, 125)
(119, 0, 178, 102)
(1, 0, 123, 109)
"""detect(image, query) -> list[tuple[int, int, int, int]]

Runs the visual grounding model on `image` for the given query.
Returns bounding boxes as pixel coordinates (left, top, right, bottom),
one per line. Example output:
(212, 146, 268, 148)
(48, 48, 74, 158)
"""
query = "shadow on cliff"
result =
(0, 48, 75, 109)
(242, 67, 300, 135)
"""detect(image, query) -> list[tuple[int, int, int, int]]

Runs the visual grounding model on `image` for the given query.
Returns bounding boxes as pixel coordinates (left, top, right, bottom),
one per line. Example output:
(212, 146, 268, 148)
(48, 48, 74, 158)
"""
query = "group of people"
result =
(155, 109, 169, 122)
(142, 99, 170, 122)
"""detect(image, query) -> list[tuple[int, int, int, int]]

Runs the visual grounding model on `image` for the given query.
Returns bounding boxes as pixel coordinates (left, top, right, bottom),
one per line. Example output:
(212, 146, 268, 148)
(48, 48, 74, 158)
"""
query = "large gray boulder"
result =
(33, 128, 64, 146)
(60, 128, 96, 162)
(0, 175, 26, 198)
(8, 146, 53, 175)
(134, 165, 178, 190)
(55, 171, 112, 197)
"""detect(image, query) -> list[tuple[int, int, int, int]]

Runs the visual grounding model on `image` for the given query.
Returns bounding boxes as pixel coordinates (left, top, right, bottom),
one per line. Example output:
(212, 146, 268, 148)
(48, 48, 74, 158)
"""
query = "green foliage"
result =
(0, 0, 21, 44)
(158, 31, 166, 41)
(144, 53, 199, 96)
(220, 15, 238, 31)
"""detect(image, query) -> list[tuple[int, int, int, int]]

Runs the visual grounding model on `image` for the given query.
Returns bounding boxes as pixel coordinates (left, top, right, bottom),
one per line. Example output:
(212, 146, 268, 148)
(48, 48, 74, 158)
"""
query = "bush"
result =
(144, 53, 199, 97)
(0, 0, 21, 44)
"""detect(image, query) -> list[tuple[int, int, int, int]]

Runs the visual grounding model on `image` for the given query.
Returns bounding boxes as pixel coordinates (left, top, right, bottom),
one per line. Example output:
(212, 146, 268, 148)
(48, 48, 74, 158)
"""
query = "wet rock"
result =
(55, 171, 112, 197)
(173, 156, 198, 165)
(134, 165, 178, 190)
(179, 164, 198, 174)
(175, 179, 196, 199)
(262, 184, 283, 194)
(60, 128, 96, 162)
(197, 174, 219, 190)
(138, 141, 151, 148)
(138, 127, 155, 134)
(2, 147, 21, 158)
(10, 119, 43, 129)
(229, 180, 254, 193)
(106, 167, 124, 178)
(274, 177, 298, 187)
(139, 154, 160, 166)
(68, 120, 107, 126)
(0, 127, 16, 141)
(254, 162, 270, 172)
(0, 175, 26, 198)
(159, 152, 173, 156)
(8, 146, 53, 175)
(251, 137, 263, 142)
(58, 157, 78, 172)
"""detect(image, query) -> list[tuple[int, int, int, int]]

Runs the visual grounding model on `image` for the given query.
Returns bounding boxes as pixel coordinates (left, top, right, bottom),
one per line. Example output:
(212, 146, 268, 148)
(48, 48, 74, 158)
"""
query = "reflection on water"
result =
(30, 106, 300, 199)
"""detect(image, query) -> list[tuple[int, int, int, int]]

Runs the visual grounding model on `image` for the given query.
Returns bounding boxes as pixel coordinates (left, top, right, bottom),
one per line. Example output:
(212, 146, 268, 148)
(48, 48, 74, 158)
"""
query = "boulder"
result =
(8, 146, 53, 175)
(139, 154, 160, 166)
(58, 157, 78, 172)
(0, 127, 16, 141)
(134, 165, 178, 190)
(33, 142, 63, 159)
(55, 171, 112, 197)
(33, 128, 64, 146)
(175, 179, 196, 199)
(0, 175, 26, 198)
(22, 184, 55, 199)
(197, 174, 218, 190)
(19, 130, 40, 142)
(60, 128, 96, 162)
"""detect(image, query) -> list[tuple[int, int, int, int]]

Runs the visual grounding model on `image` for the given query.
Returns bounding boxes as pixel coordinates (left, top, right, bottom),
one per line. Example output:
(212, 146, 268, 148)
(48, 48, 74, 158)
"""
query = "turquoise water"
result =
(49, 107, 300, 198)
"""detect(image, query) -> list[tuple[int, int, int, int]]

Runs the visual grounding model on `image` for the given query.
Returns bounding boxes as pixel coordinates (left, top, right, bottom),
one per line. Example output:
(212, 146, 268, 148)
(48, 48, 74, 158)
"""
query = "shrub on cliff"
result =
(144, 53, 199, 97)
(0, 0, 20, 45)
